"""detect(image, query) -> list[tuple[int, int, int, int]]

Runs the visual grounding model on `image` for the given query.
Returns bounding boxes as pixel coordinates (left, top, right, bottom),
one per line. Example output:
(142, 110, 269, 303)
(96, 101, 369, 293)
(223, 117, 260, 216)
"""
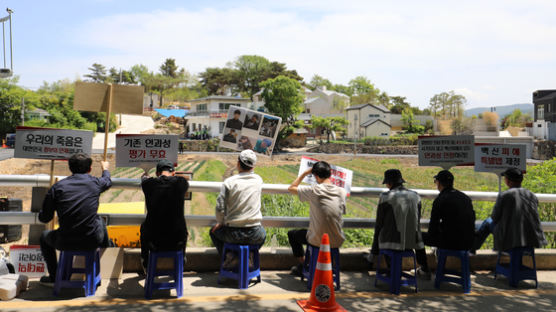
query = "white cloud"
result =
(17, 1, 556, 108)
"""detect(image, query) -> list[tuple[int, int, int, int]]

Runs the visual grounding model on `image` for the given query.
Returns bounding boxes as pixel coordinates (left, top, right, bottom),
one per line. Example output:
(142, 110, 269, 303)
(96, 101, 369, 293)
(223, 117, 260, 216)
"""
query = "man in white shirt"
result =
(210, 150, 266, 267)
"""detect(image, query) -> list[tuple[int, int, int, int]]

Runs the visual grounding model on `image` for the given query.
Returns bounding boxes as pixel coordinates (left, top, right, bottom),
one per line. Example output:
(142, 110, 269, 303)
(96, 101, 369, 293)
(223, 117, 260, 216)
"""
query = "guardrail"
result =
(1, 175, 556, 202)
(1, 212, 556, 232)
(0, 174, 555, 232)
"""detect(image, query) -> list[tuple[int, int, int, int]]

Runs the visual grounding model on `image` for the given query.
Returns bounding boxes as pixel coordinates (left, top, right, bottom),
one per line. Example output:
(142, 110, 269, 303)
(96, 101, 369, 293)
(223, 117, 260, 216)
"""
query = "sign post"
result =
(103, 84, 113, 161)
(418, 135, 475, 170)
(474, 144, 527, 192)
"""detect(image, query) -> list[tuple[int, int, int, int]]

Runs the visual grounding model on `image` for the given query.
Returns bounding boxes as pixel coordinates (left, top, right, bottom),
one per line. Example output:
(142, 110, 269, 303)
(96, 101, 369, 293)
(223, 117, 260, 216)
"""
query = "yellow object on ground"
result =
(99, 202, 144, 247)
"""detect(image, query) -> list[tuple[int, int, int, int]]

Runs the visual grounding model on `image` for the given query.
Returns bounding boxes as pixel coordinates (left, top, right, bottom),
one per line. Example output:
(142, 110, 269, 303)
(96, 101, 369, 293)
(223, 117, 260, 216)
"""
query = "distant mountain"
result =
(464, 103, 533, 117)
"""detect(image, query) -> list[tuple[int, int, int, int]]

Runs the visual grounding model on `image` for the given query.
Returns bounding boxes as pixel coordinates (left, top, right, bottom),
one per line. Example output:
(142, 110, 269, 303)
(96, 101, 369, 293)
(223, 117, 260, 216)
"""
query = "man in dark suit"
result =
(226, 110, 243, 130)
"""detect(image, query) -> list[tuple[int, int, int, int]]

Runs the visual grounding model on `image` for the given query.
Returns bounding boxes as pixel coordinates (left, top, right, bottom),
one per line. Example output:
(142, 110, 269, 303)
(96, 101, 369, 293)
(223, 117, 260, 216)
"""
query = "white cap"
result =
(239, 149, 257, 168)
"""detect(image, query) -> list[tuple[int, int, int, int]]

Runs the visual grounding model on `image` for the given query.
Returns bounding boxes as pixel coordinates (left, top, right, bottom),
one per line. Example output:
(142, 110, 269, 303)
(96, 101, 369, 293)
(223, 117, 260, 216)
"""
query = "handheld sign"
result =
(218, 106, 282, 157)
(418, 135, 474, 169)
(298, 156, 353, 196)
(115, 134, 178, 168)
(474, 143, 527, 192)
(14, 126, 93, 160)
(9, 245, 47, 278)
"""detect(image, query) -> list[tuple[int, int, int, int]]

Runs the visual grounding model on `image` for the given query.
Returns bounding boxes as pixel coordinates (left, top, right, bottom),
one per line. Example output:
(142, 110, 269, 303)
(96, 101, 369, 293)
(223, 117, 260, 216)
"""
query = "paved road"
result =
(4, 271, 555, 311)
(0, 148, 14, 161)
(92, 114, 155, 150)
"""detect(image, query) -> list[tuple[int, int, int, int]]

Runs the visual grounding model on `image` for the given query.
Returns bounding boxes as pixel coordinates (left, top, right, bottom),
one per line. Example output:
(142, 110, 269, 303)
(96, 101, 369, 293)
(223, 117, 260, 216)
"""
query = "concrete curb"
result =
(122, 247, 556, 272)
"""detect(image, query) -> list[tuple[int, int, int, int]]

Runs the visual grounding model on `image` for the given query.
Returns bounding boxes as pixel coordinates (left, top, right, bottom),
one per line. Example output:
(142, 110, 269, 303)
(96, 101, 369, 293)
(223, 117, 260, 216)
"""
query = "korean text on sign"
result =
(14, 127, 93, 160)
(116, 134, 178, 168)
(474, 144, 526, 174)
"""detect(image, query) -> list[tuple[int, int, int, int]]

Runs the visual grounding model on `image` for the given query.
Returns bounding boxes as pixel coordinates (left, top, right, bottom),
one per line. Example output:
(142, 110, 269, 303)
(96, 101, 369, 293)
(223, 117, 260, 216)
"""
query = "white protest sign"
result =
(218, 106, 282, 157)
(116, 134, 178, 168)
(298, 156, 353, 195)
(14, 127, 93, 160)
(9, 245, 47, 278)
(418, 135, 474, 169)
(474, 144, 527, 174)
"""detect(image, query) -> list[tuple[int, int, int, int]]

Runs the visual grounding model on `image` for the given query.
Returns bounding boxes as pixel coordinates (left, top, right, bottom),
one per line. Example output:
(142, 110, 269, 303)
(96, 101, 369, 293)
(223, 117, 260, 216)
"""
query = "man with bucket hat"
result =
(367, 169, 431, 279)
(472, 168, 546, 252)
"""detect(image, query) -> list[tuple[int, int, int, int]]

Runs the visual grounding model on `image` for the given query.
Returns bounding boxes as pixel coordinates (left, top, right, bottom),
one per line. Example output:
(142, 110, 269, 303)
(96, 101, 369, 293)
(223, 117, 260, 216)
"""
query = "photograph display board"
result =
(115, 134, 178, 168)
(14, 126, 93, 160)
(298, 156, 353, 196)
(418, 135, 474, 169)
(218, 106, 282, 156)
(474, 144, 527, 174)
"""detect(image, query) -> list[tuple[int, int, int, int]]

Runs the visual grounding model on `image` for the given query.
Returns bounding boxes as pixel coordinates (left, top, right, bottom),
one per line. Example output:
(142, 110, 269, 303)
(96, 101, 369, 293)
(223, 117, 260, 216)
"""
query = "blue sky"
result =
(4, 0, 556, 109)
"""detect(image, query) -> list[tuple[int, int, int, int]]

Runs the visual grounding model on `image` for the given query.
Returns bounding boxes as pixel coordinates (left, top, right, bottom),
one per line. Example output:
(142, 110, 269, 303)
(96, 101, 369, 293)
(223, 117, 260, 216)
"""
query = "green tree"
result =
(428, 91, 466, 119)
(348, 76, 381, 105)
(0, 77, 25, 138)
(160, 58, 180, 78)
(401, 107, 424, 134)
(152, 59, 190, 107)
(332, 84, 353, 97)
(307, 74, 333, 91)
(198, 67, 237, 95)
(390, 96, 411, 114)
(501, 109, 533, 129)
(234, 55, 271, 100)
(84, 63, 108, 83)
(265, 61, 303, 82)
(260, 75, 304, 139)
(310, 116, 349, 142)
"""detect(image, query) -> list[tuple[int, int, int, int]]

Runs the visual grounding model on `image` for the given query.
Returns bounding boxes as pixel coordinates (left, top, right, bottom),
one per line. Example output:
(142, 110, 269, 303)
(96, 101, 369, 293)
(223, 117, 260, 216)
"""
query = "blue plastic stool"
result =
(495, 247, 537, 288)
(301, 244, 340, 291)
(144, 250, 184, 299)
(374, 249, 418, 295)
(54, 248, 101, 297)
(434, 249, 471, 293)
(218, 243, 261, 289)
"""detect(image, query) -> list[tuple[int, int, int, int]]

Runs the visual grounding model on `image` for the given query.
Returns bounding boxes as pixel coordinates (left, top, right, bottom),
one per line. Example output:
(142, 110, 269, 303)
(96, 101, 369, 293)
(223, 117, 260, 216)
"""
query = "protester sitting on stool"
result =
(472, 168, 546, 252)
(366, 169, 431, 279)
(287, 161, 346, 277)
(140, 160, 189, 271)
(38, 153, 112, 286)
(210, 149, 266, 268)
(422, 170, 475, 252)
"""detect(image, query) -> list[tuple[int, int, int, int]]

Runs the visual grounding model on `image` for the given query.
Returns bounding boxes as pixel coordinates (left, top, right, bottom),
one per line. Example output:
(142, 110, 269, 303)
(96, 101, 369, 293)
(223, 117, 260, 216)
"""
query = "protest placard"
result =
(418, 135, 474, 169)
(14, 126, 93, 160)
(73, 82, 144, 115)
(218, 106, 282, 156)
(9, 245, 47, 278)
(474, 144, 527, 174)
(298, 156, 353, 196)
(115, 134, 178, 168)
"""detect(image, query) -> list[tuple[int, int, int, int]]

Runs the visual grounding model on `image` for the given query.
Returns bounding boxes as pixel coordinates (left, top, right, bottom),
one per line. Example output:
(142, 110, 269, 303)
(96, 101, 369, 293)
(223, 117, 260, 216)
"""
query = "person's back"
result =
(218, 172, 263, 227)
(377, 185, 423, 251)
(142, 175, 188, 246)
(300, 183, 345, 248)
(430, 188, 475, 250)
(140, 160, 189, 268)
(493, 187, 546, 251)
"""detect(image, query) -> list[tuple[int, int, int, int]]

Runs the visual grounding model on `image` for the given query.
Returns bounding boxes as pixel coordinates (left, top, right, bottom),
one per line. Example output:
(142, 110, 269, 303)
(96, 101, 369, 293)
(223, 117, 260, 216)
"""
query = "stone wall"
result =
(307, 143, 417, 154)
(179, 139, 234, 152)
(533, 140, 556, 160)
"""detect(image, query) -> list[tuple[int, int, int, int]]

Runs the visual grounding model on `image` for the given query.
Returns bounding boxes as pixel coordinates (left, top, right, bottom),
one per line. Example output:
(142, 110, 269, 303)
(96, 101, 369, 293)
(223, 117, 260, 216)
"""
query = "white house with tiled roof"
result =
(304, 86, 350, 115)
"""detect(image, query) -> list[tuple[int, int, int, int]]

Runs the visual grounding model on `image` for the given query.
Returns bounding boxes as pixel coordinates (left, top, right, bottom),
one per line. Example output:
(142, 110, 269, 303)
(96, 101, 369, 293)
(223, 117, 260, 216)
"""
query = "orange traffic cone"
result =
(297, 233, 346, 312)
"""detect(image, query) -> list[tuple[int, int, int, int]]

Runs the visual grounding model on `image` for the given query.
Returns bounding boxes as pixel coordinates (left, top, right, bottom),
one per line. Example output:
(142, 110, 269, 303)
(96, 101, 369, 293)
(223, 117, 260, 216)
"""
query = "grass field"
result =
(99, 155, 554, 248)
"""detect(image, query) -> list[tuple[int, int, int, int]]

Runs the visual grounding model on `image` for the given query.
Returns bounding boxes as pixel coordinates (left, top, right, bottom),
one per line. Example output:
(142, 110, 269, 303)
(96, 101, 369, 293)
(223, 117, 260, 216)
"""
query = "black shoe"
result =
(290, 264, 303, 277)
(40, 275, 55, 287)
(362, 252, 375, 270)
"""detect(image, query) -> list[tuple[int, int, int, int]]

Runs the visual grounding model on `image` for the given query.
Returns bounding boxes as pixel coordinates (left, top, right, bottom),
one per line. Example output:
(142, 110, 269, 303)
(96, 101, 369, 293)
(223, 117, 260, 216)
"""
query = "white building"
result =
(304, 86, 349, 115)
(185, 96, 251, 138)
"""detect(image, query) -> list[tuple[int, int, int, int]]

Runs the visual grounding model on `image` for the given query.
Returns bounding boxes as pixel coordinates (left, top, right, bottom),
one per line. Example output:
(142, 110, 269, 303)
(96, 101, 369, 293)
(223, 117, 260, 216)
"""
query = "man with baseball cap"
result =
(472, 168, 546, 252)
(210, 150, 266, 268)
(422, 170, 475, 253)
(367, 169, 431, 279)
(140, 159, 189, 271)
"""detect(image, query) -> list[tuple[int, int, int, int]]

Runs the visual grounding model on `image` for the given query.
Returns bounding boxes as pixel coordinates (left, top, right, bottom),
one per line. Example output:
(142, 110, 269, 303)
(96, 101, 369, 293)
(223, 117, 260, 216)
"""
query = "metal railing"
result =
(0, 174, 555, 232)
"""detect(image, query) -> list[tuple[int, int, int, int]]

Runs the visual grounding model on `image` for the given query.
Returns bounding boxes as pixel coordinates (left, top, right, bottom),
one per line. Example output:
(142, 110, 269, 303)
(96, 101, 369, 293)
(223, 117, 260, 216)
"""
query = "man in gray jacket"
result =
(473, 168, 547, 252)
(210, 150, 266, 266)
(369, 169, 431, 279)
